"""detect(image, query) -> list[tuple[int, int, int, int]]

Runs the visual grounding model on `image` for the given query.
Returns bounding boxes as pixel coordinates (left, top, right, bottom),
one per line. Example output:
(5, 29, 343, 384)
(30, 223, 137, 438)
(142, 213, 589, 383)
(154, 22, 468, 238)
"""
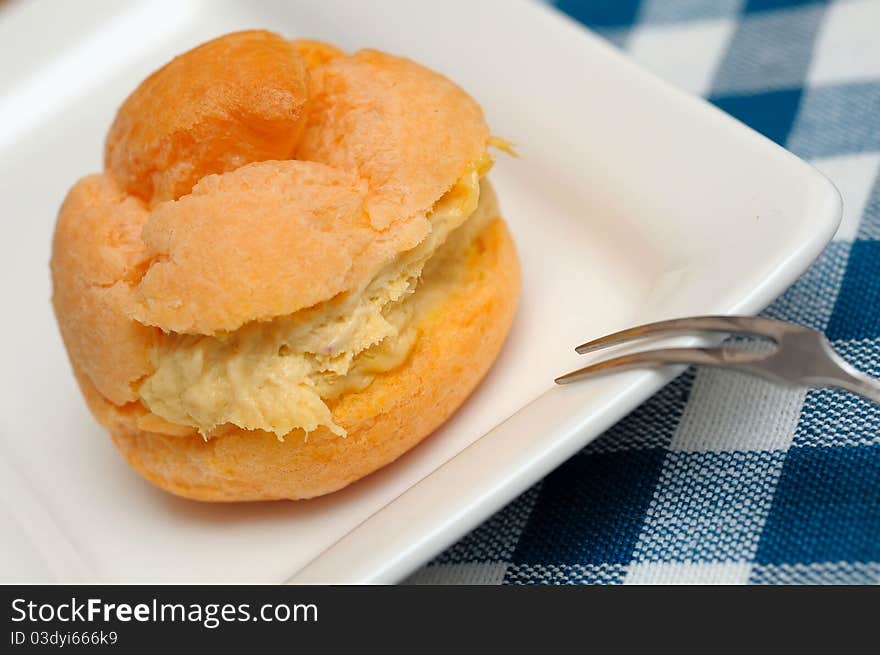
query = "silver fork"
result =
(555, 315, 880, 404)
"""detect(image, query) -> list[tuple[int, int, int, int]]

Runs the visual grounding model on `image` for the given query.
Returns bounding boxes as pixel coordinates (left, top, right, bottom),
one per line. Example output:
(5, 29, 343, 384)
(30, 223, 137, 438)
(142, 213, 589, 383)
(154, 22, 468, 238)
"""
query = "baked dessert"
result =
(50, 31, 520, 501)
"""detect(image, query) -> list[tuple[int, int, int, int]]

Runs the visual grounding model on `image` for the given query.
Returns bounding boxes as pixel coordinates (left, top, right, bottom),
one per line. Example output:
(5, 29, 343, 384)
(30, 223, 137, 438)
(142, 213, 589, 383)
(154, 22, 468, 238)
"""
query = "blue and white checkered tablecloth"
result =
(409, 0, 880, 585)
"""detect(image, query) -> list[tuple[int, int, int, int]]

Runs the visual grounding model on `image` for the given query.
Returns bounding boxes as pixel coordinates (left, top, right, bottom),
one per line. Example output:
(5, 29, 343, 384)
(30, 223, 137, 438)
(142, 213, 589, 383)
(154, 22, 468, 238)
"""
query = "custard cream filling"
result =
(138, 156, 494, 438)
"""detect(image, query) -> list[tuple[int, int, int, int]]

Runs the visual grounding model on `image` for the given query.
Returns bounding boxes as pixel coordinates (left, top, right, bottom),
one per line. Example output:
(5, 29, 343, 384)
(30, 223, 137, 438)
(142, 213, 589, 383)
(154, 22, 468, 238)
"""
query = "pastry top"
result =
(92, 31, 489, 335)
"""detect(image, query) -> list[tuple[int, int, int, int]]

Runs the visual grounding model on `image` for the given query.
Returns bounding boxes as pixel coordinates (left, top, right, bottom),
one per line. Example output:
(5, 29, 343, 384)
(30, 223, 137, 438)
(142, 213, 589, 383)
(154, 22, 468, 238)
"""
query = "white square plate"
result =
(0, 0, 840, 583)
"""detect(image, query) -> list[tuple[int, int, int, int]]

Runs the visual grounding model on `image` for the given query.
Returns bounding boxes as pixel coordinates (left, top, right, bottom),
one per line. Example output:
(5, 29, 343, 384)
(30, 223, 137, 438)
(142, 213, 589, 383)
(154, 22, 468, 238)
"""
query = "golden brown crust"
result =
(82, 217, 519, 501)
(50, 174, 155, 404)
(290, 39, 345, 70)
(105, 30, 310, 206)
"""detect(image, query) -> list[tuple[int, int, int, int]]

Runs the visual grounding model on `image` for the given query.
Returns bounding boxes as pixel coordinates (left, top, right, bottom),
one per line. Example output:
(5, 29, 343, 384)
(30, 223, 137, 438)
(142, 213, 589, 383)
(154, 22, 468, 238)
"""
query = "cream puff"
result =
(51, 30, 520, 501)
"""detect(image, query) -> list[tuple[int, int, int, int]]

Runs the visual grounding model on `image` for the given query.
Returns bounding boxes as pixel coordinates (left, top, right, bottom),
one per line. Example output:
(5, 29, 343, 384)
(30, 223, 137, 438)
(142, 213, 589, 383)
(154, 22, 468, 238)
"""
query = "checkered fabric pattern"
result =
(408, 0, 880, 585)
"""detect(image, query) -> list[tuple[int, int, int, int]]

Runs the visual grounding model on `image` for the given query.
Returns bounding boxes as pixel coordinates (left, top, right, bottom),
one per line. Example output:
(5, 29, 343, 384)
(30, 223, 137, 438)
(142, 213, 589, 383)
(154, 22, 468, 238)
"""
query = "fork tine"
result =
(574, 315, 795, 354)
(555, 345, 768, 385)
